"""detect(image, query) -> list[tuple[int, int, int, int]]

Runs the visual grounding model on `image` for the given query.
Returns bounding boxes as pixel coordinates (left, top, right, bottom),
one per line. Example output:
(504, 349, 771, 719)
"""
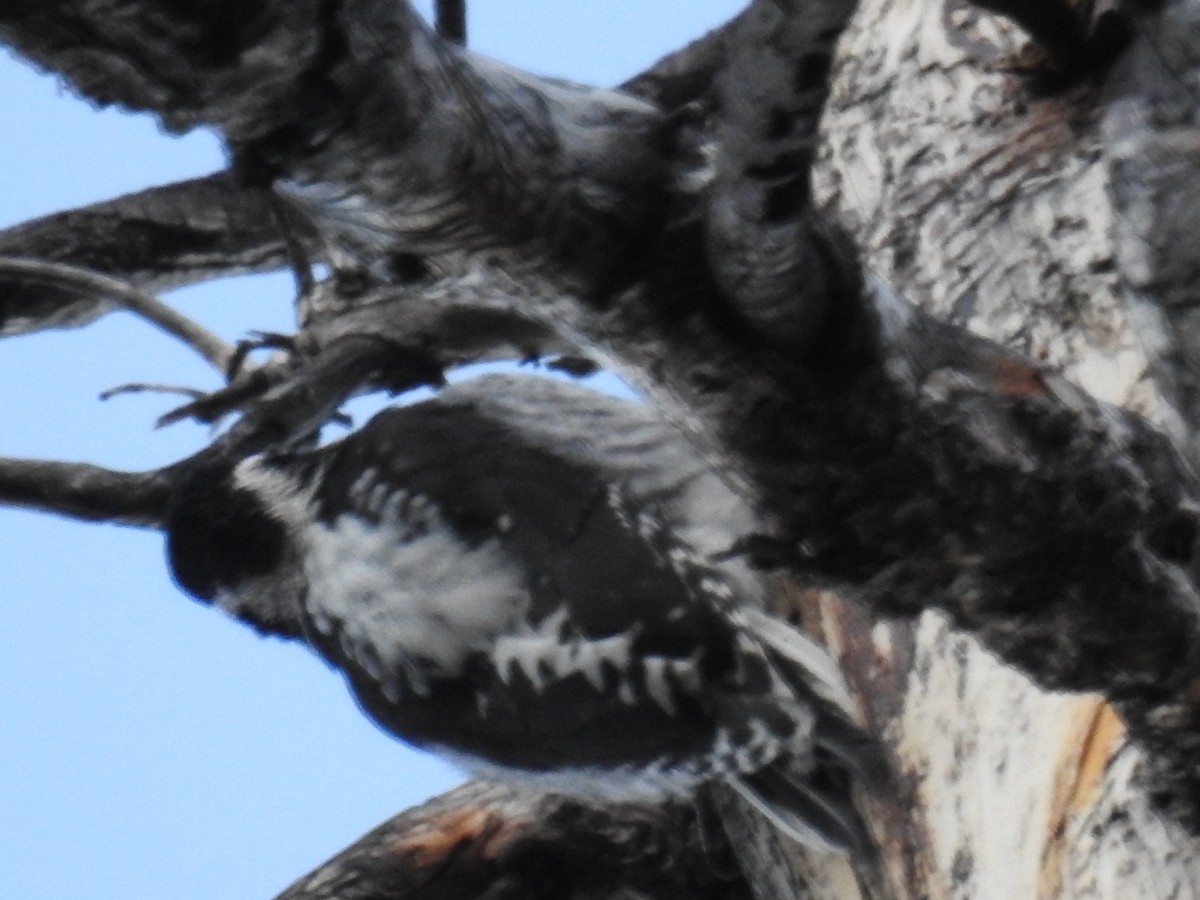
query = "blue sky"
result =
(0, 3, 743, 897)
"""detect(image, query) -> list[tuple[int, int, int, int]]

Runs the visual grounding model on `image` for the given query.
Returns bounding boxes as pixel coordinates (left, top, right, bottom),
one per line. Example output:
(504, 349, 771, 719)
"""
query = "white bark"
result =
(807, 1, 1200, 896)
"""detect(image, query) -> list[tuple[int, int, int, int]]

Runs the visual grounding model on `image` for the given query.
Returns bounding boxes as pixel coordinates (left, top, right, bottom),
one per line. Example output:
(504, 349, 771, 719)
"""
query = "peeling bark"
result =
(812, 0, 1200, 895)
(3, 0, 1200, 898)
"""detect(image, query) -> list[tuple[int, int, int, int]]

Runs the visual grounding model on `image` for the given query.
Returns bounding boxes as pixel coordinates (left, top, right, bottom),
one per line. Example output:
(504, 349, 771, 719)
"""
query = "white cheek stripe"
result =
(233, 457, 318, 528)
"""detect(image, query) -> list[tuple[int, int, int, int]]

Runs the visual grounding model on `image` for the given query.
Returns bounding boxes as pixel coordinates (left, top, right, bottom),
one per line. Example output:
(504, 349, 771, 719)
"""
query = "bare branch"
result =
(0, 1, 670, 290)
(0, 257, 237, 372)
(152, 274, 576, 455)
(435, 0, 466, 46)
(99, 382, 208, 403)
(0, 172, 313, 335)
(0, 456, 172, 528)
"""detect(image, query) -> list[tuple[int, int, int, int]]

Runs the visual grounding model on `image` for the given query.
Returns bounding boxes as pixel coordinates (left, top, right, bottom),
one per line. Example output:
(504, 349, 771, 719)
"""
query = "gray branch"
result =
(0, 456, 172, 528)
(0, 257, 237, 371)
(0, 172, 315, 336)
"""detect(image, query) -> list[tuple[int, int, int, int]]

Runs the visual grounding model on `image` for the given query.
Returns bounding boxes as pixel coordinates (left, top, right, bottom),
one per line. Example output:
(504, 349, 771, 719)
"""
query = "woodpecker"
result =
(166, 373, 877, 855)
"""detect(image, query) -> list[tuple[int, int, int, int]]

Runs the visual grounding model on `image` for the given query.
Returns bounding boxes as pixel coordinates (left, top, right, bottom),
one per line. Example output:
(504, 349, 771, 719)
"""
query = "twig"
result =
(267, 191, 316, 300)
(435, 0, 467, 45)
(0, 257, 237, 374)
(226, 330, 298, 381)
(156, 369, 278, 430)
(99, 382, 208, 402)
(0, 173, 313, 338)
(165, 333, 445, 457)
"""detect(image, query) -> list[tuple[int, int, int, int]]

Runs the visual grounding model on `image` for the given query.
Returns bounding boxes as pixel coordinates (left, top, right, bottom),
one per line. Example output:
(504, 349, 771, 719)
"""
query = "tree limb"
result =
(434, 0, 466, 46)
(0, 257, 237, 371)
(0, 456, 173, 528)
(703, 0, 860, 345)
(0, 0, 671, 290)
(156, 275, 579, 452)
(6, 0, 1200, 815)
(0, 1, 758, 342)
(274, 780, 753, 900)
(0, 172, 316, 335)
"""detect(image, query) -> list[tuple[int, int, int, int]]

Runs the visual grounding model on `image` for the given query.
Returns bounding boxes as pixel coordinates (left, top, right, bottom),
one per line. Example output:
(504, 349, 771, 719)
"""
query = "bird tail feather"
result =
(733, 762, 891, 900)
(732, 762, 870, 856)
(737, 607, 895, 784)
(735, 606, 856, 715)
(731, 609, 892, 897)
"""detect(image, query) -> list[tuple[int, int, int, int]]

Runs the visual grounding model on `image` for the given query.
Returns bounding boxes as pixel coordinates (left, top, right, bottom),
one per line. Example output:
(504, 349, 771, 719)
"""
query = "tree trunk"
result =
(803, 1, 1200, 896)
(3, 1, 1200, 898)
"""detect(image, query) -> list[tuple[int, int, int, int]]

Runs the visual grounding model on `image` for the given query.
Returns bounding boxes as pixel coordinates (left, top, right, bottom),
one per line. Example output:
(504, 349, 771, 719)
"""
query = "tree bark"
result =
(273, 780, 753, 900)
(3, 1, 1200, 898)
(0, 173, 313, 334)
(812, 0, 1200, 896)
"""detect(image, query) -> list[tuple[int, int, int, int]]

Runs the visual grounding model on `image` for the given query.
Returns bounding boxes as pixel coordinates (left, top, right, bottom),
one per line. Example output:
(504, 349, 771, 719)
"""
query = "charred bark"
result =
(274, 781, 751, 900)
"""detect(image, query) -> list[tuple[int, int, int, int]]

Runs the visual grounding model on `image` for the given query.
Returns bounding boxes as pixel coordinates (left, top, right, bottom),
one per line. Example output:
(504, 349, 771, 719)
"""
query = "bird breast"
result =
(302, 500, 531, 694)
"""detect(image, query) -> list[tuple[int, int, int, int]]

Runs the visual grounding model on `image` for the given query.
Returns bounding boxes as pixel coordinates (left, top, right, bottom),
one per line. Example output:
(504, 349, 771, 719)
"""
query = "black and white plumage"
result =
(166, 373, 876, 854)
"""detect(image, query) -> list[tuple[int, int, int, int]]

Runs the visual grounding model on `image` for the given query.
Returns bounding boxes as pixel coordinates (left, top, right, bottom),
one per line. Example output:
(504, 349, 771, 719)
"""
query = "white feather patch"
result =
(304, 501, 529, 689)
(491, 609, 639, 696)
(233, 457, 319, 529)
